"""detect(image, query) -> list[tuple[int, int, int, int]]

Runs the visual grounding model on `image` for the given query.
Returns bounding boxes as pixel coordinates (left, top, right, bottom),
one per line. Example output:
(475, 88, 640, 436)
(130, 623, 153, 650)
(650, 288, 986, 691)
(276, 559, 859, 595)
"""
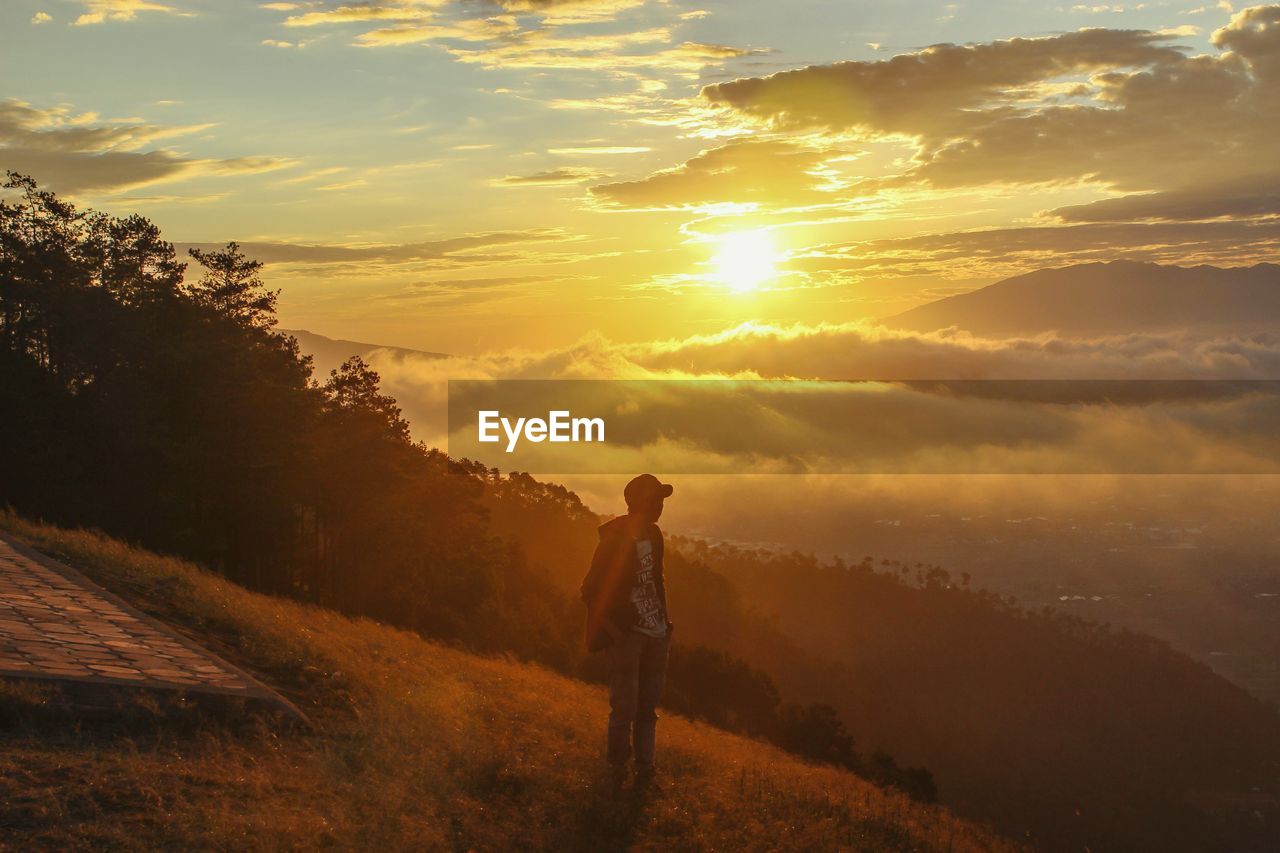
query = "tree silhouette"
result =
(187, 241, 278, 330)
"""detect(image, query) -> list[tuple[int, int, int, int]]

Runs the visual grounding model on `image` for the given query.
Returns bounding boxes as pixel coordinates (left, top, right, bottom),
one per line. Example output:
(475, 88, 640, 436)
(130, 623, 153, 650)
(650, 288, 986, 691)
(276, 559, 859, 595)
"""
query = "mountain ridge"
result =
(279, 328, 447, 377)
(885, 260, 1280, 336)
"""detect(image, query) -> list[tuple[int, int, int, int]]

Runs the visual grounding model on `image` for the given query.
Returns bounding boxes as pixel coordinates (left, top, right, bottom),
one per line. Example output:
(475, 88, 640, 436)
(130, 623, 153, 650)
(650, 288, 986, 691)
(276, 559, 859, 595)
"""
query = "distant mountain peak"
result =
(280, 329, 447, 377)
(884, 261, 1280, 336)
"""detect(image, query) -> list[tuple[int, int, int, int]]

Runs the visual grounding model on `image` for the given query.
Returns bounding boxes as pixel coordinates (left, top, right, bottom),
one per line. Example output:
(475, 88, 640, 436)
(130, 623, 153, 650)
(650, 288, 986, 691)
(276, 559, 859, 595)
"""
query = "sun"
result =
(710, 230, 780, 293)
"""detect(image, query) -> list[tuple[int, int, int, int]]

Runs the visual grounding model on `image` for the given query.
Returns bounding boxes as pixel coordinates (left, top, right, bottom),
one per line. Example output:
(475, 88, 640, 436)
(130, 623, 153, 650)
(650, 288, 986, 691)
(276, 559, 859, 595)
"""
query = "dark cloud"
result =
(702, 29, 1185, 138)
(1, 147, 193, 196)
(1051, 177, 1280, 223)
(698, 9, 1280, 194)
(0, 99, 291, 195)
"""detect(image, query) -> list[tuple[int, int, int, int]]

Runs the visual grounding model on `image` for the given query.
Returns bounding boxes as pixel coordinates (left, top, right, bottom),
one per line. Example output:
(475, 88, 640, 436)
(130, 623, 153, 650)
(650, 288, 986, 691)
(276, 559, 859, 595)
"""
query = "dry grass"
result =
(0, 512, 1016, 852)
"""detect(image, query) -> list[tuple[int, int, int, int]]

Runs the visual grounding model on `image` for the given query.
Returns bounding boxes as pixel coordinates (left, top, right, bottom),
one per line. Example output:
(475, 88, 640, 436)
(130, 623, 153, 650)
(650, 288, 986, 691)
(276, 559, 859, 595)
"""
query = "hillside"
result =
(0, 514, 1007, 852)
(483, 475, 1280, 852)
(682, 541, 1280, 853)
(279, 328, 447, 378)
(885, 261, 1280, 335)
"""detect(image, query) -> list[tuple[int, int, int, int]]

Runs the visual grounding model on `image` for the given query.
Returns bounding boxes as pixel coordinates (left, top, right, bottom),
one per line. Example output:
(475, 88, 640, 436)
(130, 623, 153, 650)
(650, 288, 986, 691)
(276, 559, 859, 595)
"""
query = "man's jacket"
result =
(580, 516, 669, 652)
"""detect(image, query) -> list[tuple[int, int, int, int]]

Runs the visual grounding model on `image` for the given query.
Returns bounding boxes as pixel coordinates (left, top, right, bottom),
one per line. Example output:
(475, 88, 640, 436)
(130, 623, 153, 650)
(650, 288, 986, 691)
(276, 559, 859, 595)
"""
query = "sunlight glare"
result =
(711, 230, 780, 293)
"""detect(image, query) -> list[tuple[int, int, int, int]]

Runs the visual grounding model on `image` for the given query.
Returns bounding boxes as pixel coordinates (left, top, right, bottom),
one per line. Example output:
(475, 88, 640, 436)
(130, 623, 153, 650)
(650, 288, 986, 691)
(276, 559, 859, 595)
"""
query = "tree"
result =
(103, 214, 185, 306)
(187, 242, 278, 329)
(663, 645, 782, 736)
(322, 356, 410, 442)
(777, 703, 859, 769)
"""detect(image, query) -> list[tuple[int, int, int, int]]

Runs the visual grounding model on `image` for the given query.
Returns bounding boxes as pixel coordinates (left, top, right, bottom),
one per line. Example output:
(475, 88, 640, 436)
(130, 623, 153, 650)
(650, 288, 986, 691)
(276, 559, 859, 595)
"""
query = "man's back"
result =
(581, 516, 667, 651)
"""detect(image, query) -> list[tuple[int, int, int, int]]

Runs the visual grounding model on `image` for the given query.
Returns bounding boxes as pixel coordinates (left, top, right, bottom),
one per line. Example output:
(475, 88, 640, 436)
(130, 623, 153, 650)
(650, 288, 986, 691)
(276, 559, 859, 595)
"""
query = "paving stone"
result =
(0, 536, 272, 701)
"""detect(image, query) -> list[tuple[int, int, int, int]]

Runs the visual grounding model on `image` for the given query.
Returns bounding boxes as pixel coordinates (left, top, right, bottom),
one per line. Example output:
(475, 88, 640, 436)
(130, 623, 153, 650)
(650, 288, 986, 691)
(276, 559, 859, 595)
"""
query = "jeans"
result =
(606, 629, 669, 769)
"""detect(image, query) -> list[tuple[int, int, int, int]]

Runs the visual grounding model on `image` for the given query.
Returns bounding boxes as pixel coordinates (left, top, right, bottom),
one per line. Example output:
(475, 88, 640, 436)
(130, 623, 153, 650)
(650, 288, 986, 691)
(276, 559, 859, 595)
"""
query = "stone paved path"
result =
(0, 533, 281, 704)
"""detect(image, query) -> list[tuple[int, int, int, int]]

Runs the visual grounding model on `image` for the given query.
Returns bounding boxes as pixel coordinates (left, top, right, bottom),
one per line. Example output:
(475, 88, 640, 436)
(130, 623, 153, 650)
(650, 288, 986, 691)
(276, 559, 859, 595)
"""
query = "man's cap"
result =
(624, 473, 673, 507)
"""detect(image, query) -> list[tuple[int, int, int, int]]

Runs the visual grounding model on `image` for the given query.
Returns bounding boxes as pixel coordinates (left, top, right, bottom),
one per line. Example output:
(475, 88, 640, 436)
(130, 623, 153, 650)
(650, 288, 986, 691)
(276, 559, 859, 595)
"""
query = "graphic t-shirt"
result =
(629, 536, 667, 637)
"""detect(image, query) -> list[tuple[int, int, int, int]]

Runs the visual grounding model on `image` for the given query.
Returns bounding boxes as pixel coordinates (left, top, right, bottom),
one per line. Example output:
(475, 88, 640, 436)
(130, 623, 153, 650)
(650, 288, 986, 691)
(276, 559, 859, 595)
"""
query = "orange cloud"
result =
(699, 11, 1280, 195)
(591, 139, 854, 210)
(268, 0, 755, 75)
(72, 0, 184, 25)
(493, 167, 609, 186)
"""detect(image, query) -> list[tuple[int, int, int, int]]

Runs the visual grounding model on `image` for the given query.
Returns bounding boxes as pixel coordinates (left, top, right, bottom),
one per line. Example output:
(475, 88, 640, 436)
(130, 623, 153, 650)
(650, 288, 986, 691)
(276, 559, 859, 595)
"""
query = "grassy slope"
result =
(0, 514, 1013, 852)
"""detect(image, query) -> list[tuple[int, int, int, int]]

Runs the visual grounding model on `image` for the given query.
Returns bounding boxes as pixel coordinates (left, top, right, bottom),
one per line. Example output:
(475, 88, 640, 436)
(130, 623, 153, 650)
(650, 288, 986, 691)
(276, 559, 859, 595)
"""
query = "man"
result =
(580, 473, 674, 793)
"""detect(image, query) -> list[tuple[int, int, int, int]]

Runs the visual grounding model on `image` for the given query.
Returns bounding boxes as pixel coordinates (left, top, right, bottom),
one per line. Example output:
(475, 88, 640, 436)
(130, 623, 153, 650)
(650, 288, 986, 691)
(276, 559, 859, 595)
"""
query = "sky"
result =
(1, 0, 1278, 355)
(10, 3, 1280, 716)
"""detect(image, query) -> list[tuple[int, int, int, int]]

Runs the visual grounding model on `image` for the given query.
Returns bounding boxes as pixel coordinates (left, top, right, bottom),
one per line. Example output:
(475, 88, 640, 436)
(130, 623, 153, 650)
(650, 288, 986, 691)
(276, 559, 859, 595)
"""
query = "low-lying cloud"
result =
(301, 320, 1280, 475)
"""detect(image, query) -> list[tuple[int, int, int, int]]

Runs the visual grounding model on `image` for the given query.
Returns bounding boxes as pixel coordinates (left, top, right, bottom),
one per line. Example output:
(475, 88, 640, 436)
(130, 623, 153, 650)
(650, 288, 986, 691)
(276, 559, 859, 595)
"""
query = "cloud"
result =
(527, 7, 1276, 278)
(72, 0, 184, 25)
(590, 139, 854, 210)
(281, 0, 643, 29)
(548, 146, 650, 155)
(276, 166, 349, 185)
(409, 274, 562, 290)
(268, 0, 756, 74)
(0, 99, 293, 195)
(449, 376, 1280, 475)
(177, 229, 568, 266)
(495, 0, 643, 11)
(698, 10, 1280, 194)
(373, 273, 575, 305)
(339, 319, 1280, 474)
(494, 0, 646, 24)
(282, 3, 434, 28)
(1050, 176, 1280, 222)
(702, 29, 1185, 137)
(353, 16, 518, 46)
(798, 220, 1280, 281)
(32, 11, 53, 24)
(1212, 3, 1280, 80)
(447, 30, 756, 72)
(493, 167, 608, 186)
(0, 100, 207, 152)
(621, 321, 1280, 381)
